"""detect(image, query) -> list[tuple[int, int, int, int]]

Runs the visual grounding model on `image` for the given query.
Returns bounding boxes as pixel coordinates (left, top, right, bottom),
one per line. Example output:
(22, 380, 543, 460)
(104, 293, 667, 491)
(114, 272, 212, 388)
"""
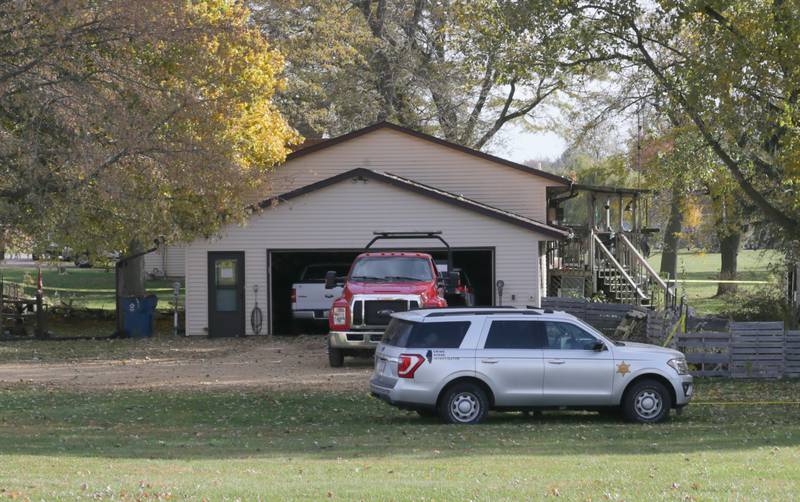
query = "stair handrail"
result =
(593, 233, 648, 300)
(618, 233, 675, 298)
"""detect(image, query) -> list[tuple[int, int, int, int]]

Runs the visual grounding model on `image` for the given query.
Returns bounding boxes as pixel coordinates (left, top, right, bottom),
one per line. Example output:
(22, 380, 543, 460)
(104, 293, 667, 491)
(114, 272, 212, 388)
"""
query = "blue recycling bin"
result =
(120, 295, 158, 338)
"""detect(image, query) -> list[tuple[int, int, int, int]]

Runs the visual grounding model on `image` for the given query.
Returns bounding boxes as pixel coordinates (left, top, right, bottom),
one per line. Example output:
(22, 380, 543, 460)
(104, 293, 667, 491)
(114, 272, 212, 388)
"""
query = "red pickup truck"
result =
(325, 250, 453, 366)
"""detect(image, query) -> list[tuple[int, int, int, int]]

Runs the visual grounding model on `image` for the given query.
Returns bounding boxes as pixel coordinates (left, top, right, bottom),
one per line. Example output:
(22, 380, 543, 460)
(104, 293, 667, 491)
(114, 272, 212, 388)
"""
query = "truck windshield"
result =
(382, 319, 471, 348)
(350, 257, 433, 282)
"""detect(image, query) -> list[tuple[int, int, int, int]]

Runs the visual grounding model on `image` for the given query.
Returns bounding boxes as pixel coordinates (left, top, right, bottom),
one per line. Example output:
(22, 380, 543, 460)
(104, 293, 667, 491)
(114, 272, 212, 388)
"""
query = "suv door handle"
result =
(547, 359, 566, 365)
(480, 359, 499, 364)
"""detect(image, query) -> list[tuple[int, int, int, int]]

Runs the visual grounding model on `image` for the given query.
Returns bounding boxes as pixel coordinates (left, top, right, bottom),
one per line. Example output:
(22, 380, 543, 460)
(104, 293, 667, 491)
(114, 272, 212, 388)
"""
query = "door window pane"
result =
(215, 259, 237, 286)
(545, 322, 599, 350)
(216, 289, 238, 312)
(484, 321, 547, 349)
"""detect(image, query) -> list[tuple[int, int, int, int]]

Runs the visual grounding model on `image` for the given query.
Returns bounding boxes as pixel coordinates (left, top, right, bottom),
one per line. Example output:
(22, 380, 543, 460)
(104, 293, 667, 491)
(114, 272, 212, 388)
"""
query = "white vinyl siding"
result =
(143, 245, 185, 277)
(157, 127, 562, 278)
(185, 177, 546, 336)
(264, 128, 562, 222)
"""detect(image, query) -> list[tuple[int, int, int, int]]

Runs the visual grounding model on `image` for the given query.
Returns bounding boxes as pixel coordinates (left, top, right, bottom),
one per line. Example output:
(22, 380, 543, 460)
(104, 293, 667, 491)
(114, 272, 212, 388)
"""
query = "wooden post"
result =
(35, 290, 47, 339)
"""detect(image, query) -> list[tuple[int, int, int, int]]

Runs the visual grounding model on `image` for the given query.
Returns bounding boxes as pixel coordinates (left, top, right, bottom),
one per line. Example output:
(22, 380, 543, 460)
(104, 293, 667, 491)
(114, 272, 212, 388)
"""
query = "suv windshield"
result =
(382, 319, 470, 348)
(350, 257, 433, 282)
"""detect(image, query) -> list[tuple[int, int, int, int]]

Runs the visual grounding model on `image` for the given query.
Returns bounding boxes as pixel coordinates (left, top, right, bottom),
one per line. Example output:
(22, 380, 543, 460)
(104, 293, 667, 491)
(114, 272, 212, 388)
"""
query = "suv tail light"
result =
(398, 354, 425, 378)
(290, 288, 297, 304)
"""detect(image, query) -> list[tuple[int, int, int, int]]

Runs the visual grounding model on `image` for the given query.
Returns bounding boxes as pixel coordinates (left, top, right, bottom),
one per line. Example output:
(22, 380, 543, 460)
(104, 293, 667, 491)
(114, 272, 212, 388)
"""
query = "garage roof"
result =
(255, 168, 569, 239)
(286, 122, 571, 186)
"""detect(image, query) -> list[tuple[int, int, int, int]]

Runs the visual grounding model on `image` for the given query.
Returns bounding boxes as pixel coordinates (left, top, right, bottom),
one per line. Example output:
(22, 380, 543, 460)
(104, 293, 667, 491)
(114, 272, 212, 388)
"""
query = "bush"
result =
(720, 287, 793, 322)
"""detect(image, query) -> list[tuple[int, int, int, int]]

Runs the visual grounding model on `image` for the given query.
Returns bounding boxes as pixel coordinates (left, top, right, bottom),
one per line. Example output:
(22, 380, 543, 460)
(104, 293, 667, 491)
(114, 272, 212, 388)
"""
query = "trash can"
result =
(120, 295, 158, 338)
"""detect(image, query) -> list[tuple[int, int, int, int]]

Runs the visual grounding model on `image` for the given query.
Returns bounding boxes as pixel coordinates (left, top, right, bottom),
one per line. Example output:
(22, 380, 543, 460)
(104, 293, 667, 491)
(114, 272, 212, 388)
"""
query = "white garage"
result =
(182, 122, 570, 336)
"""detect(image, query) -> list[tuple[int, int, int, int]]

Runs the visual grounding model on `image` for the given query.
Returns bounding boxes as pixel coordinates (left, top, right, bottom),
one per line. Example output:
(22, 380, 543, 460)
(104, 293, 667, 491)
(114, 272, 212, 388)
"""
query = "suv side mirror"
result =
(592, 342, 607, 352)
(324, 270, 337, 289)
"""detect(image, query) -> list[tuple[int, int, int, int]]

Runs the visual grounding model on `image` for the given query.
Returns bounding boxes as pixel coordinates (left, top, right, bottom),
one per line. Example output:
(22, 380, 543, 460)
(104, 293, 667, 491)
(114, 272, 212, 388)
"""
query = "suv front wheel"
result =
(623, 379, 672, 423)
(438, 383, 489, 424)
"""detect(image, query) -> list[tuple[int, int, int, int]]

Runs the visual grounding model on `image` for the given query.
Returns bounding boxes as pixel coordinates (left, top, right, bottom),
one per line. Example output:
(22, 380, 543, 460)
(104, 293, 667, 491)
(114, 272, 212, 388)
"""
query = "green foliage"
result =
(720, 287, 793, 323)
(565, 1, 800, 244)
(0, 0, 299, 257)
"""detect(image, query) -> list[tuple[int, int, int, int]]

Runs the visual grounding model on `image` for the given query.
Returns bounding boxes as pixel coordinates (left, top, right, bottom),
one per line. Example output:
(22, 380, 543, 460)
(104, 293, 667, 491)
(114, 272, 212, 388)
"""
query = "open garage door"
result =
(268, 248, 494, 335)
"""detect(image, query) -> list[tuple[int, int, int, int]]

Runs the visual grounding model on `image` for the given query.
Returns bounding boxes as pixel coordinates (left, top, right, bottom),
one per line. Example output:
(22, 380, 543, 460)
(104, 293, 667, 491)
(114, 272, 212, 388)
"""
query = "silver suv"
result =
(370, 308, 693, 424)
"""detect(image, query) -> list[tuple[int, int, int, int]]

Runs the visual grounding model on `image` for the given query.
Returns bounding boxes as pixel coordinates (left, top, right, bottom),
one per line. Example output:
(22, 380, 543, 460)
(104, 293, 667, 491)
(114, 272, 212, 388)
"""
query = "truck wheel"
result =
(438, 383, 489, 424)
(623, 379, 672, 423)
(328, 347, 344, 367)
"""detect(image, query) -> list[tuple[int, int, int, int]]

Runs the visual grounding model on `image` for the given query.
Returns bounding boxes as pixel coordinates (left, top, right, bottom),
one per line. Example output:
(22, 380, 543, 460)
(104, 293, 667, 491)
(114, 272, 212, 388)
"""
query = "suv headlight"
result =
(667, 358, 689, 375)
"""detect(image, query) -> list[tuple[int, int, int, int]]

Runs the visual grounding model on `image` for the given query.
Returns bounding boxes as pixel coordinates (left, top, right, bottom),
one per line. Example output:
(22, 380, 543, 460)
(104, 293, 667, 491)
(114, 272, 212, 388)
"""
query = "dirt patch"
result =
(0, 335, 374, 392)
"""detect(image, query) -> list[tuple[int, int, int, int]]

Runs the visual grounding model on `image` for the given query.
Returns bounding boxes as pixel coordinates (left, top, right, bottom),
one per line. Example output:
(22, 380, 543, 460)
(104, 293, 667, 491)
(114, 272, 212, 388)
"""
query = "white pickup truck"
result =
(291, 263, 350, 325)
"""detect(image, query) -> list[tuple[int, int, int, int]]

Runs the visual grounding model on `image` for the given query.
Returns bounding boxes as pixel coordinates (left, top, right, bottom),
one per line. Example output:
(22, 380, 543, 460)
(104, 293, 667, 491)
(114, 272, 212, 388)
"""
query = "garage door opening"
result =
(268, 248, 494, 335)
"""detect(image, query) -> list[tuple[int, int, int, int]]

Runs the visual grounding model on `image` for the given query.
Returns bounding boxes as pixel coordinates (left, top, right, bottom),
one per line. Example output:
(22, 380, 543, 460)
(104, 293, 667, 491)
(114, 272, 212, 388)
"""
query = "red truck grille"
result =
(365, 300, 416, 325)
(353, 300, 419, 326)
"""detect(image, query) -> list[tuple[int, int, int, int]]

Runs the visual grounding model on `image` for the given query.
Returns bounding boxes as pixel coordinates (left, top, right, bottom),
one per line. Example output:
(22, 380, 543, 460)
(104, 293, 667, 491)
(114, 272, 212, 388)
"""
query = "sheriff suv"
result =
(370, 308, 693, 424)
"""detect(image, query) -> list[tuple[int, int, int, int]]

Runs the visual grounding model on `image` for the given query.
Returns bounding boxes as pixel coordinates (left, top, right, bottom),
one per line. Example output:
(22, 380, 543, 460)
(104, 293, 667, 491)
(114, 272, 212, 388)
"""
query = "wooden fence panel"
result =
(786, 330, 800, 378)
(730, 322, 785, 378)
(541, 297, 650, 337)
(676, 332, 730, 377)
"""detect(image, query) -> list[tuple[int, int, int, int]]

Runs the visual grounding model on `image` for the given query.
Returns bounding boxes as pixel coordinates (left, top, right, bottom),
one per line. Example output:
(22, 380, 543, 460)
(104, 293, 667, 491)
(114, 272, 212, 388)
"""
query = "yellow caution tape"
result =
(1, 281, 179, 294)
(665, 279, 772, 284)
(692, 401, 800, 406)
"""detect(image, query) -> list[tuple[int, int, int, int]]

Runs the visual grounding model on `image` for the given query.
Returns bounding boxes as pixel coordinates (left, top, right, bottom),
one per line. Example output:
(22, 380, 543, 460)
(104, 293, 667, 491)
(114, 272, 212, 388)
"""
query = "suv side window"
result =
(484, 320, 547, 349)
(545, 322, 599, 350)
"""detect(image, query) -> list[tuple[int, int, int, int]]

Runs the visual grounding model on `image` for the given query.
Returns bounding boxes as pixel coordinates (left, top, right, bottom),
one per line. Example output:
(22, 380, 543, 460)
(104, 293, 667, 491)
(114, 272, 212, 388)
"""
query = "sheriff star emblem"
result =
(616, 361, 631, 376)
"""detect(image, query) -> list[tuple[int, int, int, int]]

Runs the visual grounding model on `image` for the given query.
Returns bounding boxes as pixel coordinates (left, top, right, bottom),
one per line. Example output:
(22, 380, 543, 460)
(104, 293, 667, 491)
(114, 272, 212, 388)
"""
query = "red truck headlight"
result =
(330, 304, 349, 330)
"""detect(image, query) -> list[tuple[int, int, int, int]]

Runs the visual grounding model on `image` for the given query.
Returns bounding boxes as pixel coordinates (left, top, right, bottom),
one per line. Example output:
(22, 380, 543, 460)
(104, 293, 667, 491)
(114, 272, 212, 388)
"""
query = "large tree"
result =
(563, 0, 799, 244)
(1, 0, 299, 293)
(249, 0, 578, 148)
(470, 0, 799, 247)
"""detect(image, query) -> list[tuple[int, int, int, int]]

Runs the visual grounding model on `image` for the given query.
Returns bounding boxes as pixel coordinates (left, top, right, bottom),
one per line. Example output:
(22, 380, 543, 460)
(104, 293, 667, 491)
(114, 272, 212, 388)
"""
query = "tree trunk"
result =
(716, 227, 741, 296)
(120, 239, 146, 297)
(660, 183, 684, 282)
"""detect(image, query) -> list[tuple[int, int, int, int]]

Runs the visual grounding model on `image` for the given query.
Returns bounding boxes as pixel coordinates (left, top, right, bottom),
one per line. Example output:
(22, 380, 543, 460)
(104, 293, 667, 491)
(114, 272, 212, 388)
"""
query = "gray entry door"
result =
(208, 251, 245, 337)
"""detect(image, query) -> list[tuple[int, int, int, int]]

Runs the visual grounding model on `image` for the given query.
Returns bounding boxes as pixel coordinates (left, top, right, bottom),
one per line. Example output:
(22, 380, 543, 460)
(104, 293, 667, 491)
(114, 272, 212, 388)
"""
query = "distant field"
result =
(647, 249, 782, 315)
(0, 265, 181, 311)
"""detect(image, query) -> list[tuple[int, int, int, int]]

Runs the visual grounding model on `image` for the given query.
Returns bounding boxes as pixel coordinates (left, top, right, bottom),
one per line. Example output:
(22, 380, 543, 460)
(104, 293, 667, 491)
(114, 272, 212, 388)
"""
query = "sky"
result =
(488, 120, 568, 165)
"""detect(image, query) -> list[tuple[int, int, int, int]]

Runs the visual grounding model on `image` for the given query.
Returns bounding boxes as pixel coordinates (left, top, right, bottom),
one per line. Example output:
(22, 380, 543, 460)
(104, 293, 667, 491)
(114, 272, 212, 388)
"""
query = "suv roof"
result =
(392, 307, 578, 322)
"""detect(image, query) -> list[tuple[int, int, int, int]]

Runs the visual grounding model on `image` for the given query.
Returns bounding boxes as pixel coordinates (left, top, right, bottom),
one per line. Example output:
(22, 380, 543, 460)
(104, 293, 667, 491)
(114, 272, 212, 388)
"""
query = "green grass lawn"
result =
(0, 266, 181, 311)
(0, 379, 798, 500)
(647, 249, 782, 315)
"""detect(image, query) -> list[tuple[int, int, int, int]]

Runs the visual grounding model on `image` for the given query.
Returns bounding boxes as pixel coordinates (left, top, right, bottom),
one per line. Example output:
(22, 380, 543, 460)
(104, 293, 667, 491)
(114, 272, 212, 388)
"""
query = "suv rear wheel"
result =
(623, 379, 672, 423)
(438, 383, 489, 424)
